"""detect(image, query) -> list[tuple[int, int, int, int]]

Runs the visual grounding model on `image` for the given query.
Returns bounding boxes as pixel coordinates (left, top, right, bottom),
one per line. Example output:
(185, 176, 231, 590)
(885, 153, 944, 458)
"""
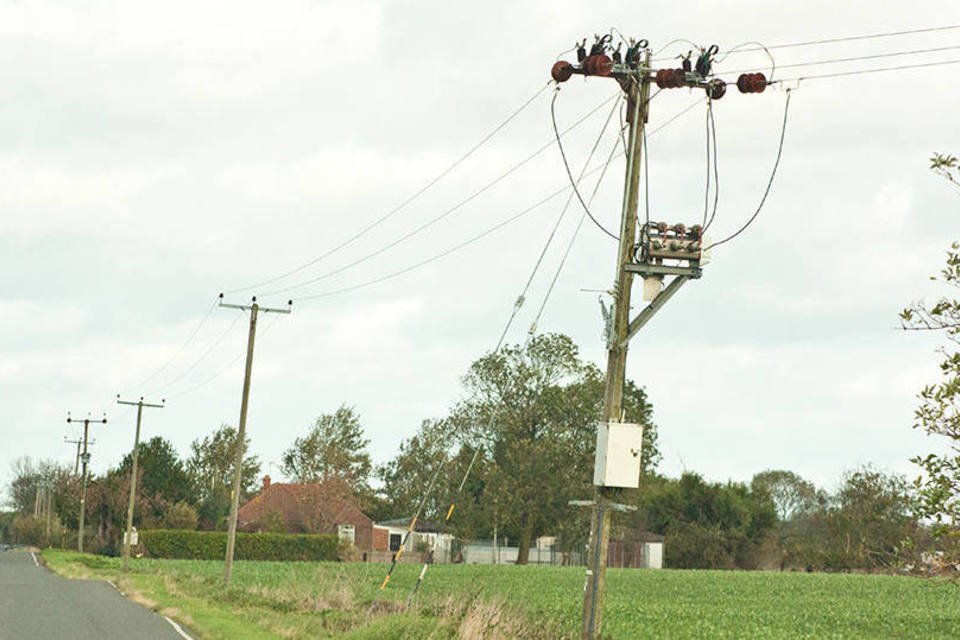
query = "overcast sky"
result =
(3, 1, 960, 501)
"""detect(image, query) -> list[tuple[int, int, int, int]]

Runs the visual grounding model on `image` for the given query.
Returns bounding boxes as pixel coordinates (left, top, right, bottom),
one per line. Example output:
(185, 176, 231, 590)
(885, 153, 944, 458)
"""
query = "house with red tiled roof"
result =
(238, 475, 384, 551)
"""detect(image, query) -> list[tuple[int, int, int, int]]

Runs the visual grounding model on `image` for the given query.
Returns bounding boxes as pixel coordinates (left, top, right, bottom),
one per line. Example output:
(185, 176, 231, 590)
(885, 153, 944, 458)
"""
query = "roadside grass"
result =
(42, 550, 960, 639)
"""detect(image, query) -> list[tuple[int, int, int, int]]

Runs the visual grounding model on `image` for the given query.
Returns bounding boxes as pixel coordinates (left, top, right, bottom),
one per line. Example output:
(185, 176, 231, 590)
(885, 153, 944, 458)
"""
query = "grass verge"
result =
(42, 550, 960, 639)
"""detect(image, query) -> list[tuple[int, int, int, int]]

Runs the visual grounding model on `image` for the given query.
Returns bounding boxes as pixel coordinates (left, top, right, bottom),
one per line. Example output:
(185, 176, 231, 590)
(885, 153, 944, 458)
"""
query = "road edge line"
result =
(163, 616, 194, 640)
(106, 577, 195, 640)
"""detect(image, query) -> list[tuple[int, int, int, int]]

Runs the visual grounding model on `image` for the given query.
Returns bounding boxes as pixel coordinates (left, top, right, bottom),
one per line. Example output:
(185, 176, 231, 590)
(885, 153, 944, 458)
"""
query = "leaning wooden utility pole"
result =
(117, 395, 165, 572)
(550, 34, 747, 637)
(219, 294, 292, 585)
(66, 413, 106, 553)
(579, 50, 651, 640)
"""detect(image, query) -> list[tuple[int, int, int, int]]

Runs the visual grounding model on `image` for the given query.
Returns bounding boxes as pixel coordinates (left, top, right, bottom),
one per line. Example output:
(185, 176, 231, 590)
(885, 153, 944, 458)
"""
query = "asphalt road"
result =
(0, 549, 188, 640)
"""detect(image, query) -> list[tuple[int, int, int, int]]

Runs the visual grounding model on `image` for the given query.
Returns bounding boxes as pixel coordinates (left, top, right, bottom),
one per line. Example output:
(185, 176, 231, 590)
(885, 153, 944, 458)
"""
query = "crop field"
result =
(44, 550, 960, 639)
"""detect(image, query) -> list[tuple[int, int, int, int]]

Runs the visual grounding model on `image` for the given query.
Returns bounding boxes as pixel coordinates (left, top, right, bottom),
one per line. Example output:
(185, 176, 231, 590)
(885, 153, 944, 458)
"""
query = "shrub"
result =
(140, 529, 338, 561)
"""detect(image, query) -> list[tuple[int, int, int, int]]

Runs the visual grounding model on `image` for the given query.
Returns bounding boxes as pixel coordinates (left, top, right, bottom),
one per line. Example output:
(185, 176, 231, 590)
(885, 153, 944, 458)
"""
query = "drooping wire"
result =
(529, 99, 701, 337)
(551, 87, 619, 240)
(225, 82, 552, 296)
(259, 93, 621, 298)
(714, 41, 776, 80)
(706, 90, 792, 251)
(703, 100, 720, 233)
(701, 100, 712, 229)
(528, 126, 624, 338)
(495, 95, 623, 351)
(127, 297, 218, 392)
(145, 311, 244, 396)
(292, 100, 703, 304)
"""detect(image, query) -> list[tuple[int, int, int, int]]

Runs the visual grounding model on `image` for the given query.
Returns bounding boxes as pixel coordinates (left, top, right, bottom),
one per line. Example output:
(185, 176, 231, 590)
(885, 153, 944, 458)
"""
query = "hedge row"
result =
(140, 529, 339, 561)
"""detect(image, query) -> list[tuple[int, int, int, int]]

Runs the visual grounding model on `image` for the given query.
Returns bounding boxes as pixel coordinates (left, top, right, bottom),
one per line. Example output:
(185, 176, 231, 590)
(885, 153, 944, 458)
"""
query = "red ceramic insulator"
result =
(737, 74, 751, 93)
(751, 72, 767, 93)
(592, 54, 613, 77)
(706, 79, 726, 100)
(656, 221, 669, 233)
(551, 60, 574, 83)
(672, 223, 686, 235)
(656, 68, 670, 88)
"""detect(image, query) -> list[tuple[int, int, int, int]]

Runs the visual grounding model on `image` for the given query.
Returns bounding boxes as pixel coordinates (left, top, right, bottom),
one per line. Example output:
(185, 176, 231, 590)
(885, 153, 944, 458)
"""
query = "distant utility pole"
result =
(219, 294, 292, 585)
(117, 395, 165, 572)
(550, 33, 760, 638)
(65, 437, 86, 475)
(66, 413, 107, 553)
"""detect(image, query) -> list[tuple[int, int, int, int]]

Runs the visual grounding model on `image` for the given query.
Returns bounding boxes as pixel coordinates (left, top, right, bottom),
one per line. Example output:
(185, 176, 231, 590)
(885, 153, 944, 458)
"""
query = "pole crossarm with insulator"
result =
(116, 395, 165, 572)
(66, 412, 107, 553)
(219, 293, 292, 585)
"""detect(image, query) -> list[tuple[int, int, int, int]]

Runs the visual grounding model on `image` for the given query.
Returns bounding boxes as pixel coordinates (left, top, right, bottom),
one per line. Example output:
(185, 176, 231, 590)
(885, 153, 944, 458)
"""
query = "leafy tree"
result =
(642, 472, 777, 569)
(281, 406, 373, 496)
(117, 436, 193, 506)
(820, 467, 917, 571)
(7, 457, 67, 514)
(159, 501, 199, 530)
(186, 425, 261, 529)
(444, 333, 659, 563)
(900, 205, 960, 561)
(751, 470, 821, 522)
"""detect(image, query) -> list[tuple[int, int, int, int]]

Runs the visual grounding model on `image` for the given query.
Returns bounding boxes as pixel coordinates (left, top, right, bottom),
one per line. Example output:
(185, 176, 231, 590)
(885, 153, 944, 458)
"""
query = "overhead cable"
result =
(290, 100, 701, 304)
(552, 88, 619, 240)
(127, 297, 218, 392)
(654, 24, 960, 63)
(726, 43, 960, 76)
(529, 99, 701, 337)
(224, 82, 552, 295)
(774, 57, 960, 83)
(496, 94, 623, 351)
(145, 311, 244, 396)
(706, 90, 792, 251)
(260, 93, 621, 298)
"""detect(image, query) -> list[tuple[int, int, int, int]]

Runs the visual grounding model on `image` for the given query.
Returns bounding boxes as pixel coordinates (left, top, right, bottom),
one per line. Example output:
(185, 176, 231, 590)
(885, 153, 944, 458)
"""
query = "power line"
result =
(293, 100, 702, 304)
(145, 311, 244, 395)
(225, 82, 552, 295)
(551, 88, 620, 241)
(528, 123, 624, 339)
(260, 93, 621, 298)
(751, 23, 960, 52)
(774, 57, 960, 83)
(706, 89, 792, 251)
(496, 94, 623, 351)
(164, 314, 283, 400)
(529, 99, 702, 337)
(726, 43, 960, 76)
(656, 23, 960, 63)
(126, 297, 218, 392)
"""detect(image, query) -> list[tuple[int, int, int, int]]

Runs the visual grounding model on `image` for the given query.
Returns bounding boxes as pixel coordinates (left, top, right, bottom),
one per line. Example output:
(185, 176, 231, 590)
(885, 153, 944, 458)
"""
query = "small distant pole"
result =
(219, 294, 292, 585)
(116, 395, 165, 572)
(65, 437, 84, 475)
(66, 413, 107, 553)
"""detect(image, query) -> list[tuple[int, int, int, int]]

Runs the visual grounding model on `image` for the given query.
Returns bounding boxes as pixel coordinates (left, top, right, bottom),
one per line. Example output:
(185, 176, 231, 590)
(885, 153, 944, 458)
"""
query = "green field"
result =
(42, 550, 960, 639)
